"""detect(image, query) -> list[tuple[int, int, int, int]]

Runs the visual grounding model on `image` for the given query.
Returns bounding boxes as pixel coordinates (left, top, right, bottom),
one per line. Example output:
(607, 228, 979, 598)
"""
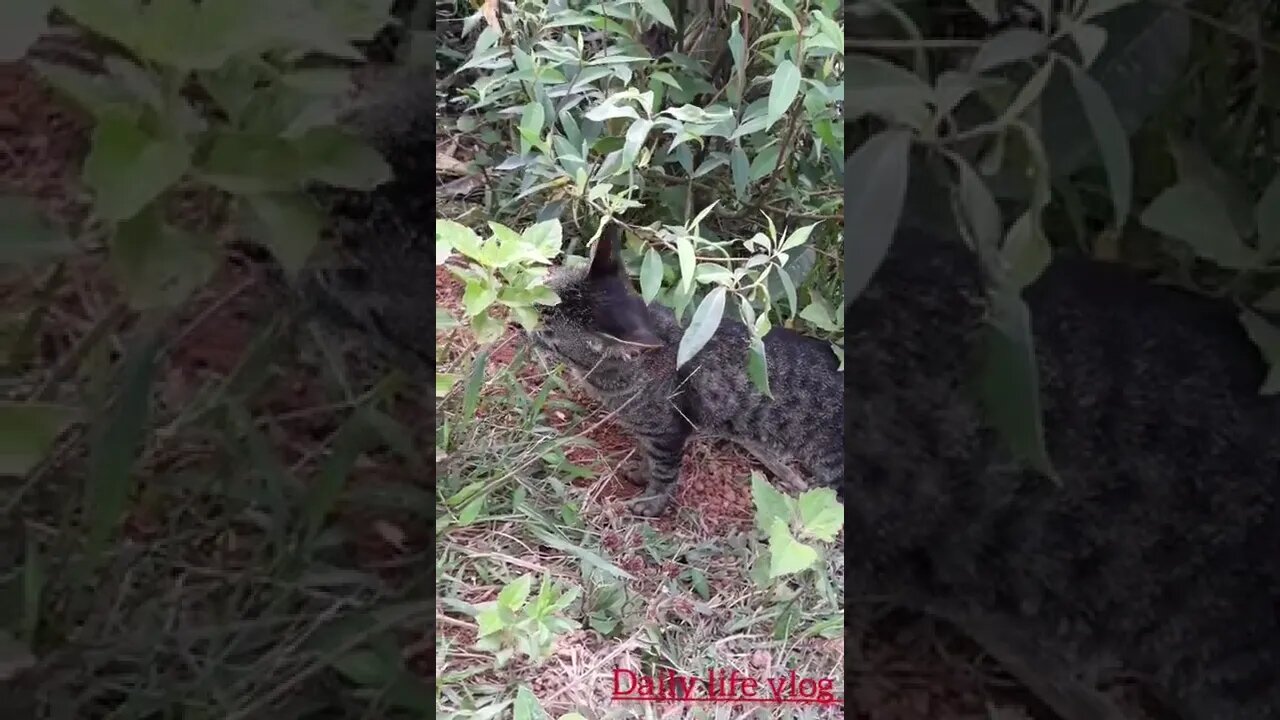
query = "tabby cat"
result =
(847, 225, 1280, 720)
(524, 226, 844, 516)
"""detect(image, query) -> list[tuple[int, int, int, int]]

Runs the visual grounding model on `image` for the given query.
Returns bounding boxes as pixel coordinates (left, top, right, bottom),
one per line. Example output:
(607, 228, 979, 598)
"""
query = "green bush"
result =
(442, 0, 845, 394)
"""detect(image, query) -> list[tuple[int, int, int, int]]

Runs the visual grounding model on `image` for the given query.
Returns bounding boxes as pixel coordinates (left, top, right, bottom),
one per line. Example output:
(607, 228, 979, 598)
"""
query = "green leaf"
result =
(330, 650, 397, 688)
(110, 210, 219, 310)
(1139, 181, 1255, 269)
(499, 575, 534, 611)
(676, 286, 726, 367)
(730, 145, 749, 200)
(0, 196, 73, 266)
(779, 222, 820, 252)
(521, 219, 563, 261)
(293, 128, 391, 190)
(1168, 138, 1256, 239)
(437, 219, 483, 261)
(748, 143, 781, 182)
(244, 194, 321, 278)
(845, 129, 912, 304)
(694, 263, 734, 285)
(972, 29, 1048, 73)
(799, 302, 838, 332)
(981, 284, 1054, 478)
(990, 56, 1055, 128)
(845, 54, 933, 128)
(751, 471, 791, 535)
(102, 56, 165, 113)
(638, 0, 676, 30)
(953, 156, 1001, 251)
(688, 201, 718, 233)
(304, 409, 375, 540)
(198, 131, 299, 193)
(766, 60, 802, 128)
(82, 113, 190, 221)
(639, 248, 664, 304)
(796, 488, 843, 542)
(514, 685, 549, 720)
(461, 350, 488, 419)
(0, 402, 76, 477)
(84, 328, 161, 564)
(435, 373, 459, 397)
(728, 15, 745, 76)
(32, 60, 133, 120)
(622, 118, 652, 168)
(584, 101, 640, 122)
(118, 0, 270, 69)
(1066, 61, 1131, 226)
(0, 0, 52, 62)
(747, 336, 771, 397)
(1002, 211, 1052, 289)
(1258, 173, 1280, 259)
(1070, 23, 1108, 67)
(462, 276, 499, 317)
(1239, 311, 1280, 395)
(519, 102, 546, 155)
(768, 518, 817, 578)
(675, 235, 696, 292)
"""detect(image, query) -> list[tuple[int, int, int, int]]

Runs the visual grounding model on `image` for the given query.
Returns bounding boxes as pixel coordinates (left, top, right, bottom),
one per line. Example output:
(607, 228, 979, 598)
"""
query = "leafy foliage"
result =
(6, 0, 397, 310)
(436, 218, 563, 345)
(444, 0, 845, 392)
(847, 0, 1280, 472)
(749, 471, 843, 582)
(465, 574, 581, 668)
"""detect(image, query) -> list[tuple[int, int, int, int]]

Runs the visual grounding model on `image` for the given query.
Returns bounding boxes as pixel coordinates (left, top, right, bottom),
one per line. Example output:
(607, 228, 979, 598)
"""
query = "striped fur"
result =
(525, 226, 844, 516)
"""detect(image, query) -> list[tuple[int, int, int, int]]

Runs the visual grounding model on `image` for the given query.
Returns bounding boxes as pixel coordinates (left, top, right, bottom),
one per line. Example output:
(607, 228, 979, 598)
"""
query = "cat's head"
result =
(525, 225, 664, 368)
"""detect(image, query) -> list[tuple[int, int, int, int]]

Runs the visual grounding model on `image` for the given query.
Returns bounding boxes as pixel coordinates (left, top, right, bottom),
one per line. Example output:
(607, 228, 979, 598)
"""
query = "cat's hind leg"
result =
(732, 438, 808, 493)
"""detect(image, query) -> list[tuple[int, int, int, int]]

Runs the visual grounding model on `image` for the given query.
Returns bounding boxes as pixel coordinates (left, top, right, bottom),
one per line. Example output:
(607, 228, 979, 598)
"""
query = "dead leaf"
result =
(440, 175, 482, 198)
(436, 151, 469, 177)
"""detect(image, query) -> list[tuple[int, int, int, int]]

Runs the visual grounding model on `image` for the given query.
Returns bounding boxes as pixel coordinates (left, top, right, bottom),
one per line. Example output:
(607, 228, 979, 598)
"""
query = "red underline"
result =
(611, 695, 843, 705)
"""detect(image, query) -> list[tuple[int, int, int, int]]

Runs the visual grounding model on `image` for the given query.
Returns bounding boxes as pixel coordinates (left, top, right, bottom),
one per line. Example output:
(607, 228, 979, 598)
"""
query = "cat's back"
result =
(647, 302, 842, 480)
(852, 228, 1280, 718)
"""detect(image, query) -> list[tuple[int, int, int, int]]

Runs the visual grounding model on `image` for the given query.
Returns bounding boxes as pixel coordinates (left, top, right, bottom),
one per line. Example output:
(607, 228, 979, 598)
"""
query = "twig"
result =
(32, 302, 129, 402)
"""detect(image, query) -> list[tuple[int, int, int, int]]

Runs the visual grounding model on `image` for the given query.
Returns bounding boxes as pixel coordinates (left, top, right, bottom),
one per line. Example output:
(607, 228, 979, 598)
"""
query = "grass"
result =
(2, 251, 436, 718)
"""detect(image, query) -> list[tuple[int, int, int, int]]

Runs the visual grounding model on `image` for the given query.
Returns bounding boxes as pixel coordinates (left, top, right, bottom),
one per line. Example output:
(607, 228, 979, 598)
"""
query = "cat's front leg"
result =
(628, 429, 689, 517)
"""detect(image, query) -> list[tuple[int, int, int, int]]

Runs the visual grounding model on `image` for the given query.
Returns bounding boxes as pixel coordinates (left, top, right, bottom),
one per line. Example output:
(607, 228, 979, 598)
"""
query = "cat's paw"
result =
(618, 458, 648, 487)
(628, 493, 671, 517)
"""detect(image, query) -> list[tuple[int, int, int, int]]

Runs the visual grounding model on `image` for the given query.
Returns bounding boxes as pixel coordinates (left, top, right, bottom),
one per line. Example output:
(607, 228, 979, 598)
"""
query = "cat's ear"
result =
(588, 224, 623, 278)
